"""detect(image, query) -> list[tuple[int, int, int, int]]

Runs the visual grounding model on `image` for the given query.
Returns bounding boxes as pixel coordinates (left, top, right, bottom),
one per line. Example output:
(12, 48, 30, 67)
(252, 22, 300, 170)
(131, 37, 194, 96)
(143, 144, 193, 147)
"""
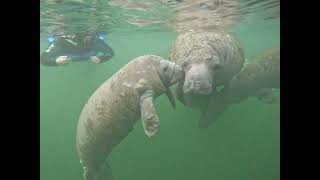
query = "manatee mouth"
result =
(182, 62, 213, 96)
(183, 80, 213, 95)
(182, 78, 213, 108)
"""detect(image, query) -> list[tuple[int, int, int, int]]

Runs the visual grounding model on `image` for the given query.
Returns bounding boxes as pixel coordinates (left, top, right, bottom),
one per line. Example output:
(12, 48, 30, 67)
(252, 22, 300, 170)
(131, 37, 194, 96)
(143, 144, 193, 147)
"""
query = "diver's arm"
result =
(40, 41, 69, 66)
(93, 40, 114, 63)
(40, 43, 60, 66)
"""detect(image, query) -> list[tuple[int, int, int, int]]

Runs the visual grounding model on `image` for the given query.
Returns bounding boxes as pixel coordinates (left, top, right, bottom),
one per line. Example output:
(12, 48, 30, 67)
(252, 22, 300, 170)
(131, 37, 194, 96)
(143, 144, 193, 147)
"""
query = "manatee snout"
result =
(183, 63, 213, 96)
(183, 80, 212, 95)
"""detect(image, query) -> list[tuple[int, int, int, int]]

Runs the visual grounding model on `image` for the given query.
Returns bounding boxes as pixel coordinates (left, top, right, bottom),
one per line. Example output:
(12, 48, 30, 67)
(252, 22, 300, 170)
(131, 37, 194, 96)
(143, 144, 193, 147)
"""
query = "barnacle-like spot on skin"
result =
(134, 78, 148, 94)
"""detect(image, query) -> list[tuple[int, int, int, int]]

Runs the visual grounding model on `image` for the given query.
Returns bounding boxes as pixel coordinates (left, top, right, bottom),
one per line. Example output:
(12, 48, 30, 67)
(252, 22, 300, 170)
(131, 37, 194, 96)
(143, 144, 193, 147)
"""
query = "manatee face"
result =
(179, 57, 223, 108)
(182, 58, 222, 96)
(158, 60, 184, 87)
(183, 63, 212, 95)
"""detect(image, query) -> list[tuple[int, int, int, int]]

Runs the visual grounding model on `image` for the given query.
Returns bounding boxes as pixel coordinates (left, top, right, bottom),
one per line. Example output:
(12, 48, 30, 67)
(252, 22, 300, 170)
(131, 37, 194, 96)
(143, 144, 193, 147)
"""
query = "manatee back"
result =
(226, 47, 280, 102)
(235, 47, 280, 89)
(76, 68, 141, 166)
(170, 31, 198, 64)
(76, 55, 167, 167)
(76, 58, 153, 166)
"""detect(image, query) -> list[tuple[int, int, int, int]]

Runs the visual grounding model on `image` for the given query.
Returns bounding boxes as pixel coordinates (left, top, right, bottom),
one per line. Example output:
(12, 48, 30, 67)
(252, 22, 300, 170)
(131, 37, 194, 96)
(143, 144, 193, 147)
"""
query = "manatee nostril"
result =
(183, 81, 194, 94)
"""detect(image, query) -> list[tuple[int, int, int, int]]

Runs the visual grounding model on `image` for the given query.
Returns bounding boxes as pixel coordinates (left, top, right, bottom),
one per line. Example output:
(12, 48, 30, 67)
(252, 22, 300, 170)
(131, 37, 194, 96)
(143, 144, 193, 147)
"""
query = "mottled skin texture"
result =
(199, 47, 280, 128)
(169, 30, 245, 109)
(76, 55, 183, 180)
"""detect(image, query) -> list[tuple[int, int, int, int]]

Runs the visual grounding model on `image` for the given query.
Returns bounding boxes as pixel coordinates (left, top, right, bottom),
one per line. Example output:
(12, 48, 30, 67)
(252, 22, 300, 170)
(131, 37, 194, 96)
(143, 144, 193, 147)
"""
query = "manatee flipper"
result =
(175, 81, 187, 106)
(198, 93, 229, 128)
(198, 85, 229, 128)
(165, 87, 176, 109)
(140, 90, 160, 138)
(255, 88, 276, 104)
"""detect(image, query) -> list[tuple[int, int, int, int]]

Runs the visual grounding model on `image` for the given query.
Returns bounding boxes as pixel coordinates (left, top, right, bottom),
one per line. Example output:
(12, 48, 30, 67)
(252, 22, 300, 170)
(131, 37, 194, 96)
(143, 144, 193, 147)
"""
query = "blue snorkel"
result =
(98, 32, 106, 41)
(47, 35, 55, 44)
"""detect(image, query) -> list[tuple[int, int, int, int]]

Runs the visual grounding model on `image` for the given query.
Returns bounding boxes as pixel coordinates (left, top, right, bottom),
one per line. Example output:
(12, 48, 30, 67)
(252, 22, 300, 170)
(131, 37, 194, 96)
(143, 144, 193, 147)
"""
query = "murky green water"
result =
(40, 1, 280, 180)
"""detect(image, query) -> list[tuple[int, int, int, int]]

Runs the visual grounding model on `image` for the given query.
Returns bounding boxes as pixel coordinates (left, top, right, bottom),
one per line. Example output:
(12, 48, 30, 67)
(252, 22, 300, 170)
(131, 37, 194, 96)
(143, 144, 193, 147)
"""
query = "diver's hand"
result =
(90, 56, 102, 64)
(56, 56, 70, 65)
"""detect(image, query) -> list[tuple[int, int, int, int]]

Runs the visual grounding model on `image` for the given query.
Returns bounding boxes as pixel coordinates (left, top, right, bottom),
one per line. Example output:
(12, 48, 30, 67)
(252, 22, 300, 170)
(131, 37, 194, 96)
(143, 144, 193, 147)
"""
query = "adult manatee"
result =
(199, 47, 280, 128)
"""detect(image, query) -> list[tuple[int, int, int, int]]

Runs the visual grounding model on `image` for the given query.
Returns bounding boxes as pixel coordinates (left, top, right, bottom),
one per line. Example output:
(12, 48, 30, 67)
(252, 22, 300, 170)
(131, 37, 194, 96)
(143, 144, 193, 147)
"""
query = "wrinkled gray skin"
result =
(199, 47, 280, 128)
(170, 31, 245, 109)
(76, 55, 183, 180)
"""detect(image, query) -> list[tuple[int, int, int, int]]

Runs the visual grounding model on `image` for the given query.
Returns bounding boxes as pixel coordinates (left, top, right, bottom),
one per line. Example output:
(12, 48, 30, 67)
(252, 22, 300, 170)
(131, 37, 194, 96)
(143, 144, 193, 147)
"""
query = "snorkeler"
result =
(40, 32, 114, 66)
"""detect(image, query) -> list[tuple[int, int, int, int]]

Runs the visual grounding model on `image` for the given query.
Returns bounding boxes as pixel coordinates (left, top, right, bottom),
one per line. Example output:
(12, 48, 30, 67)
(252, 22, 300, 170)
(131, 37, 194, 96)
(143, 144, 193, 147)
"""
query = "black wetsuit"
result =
(40, 33, 114, 66)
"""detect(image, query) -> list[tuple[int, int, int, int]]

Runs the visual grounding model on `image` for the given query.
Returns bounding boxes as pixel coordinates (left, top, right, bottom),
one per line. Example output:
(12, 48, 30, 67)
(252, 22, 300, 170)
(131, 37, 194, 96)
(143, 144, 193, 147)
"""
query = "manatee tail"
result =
(83, 162, 114, 180)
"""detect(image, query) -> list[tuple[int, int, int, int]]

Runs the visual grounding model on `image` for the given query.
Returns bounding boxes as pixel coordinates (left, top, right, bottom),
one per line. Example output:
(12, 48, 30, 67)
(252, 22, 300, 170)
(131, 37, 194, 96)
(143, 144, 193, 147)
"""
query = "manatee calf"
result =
(76, 55, 183, 180)
(169, 30, 245, 109)
(199, 47, 280, 128)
